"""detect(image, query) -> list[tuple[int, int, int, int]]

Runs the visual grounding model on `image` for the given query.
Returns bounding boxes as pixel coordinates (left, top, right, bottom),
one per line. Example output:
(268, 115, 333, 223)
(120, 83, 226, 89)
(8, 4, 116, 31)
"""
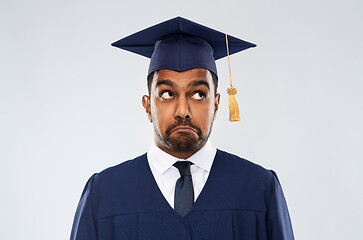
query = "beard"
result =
(153, 118, 213, 153)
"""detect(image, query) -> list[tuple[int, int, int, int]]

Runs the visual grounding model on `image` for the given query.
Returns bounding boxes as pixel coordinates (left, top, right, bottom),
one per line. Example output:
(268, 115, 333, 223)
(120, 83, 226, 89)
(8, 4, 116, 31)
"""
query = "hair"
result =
(147, 69, 218, 95)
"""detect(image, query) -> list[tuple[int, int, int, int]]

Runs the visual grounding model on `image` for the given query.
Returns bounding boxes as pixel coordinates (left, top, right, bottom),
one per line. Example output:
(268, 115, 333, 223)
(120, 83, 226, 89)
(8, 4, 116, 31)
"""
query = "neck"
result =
(156, 144, 199, 159)
(167, 151, 198, 160)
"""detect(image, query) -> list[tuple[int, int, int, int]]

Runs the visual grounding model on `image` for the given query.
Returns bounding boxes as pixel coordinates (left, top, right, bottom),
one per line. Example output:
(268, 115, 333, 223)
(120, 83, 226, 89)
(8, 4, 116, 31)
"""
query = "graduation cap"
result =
(112, 16, 256, 122)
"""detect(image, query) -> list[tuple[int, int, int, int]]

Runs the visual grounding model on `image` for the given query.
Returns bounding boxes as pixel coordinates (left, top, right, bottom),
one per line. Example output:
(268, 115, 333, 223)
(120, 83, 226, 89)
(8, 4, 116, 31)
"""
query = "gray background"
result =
(1, 0, 362, 239)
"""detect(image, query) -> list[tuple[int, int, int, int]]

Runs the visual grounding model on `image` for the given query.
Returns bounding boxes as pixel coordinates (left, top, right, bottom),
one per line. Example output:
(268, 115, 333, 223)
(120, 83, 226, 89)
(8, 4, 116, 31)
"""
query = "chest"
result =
(92, 153, 271, 240)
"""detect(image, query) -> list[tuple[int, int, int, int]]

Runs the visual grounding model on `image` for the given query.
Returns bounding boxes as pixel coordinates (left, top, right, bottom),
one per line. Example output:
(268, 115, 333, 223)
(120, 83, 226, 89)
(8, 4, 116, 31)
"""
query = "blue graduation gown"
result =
(71, 150, 294, 239)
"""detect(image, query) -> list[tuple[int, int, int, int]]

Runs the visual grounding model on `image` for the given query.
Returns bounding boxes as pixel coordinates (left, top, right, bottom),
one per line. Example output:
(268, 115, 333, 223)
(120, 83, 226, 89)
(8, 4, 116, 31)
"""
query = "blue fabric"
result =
(149, 34, 218, 77)
(111, 16, 256, 78)
(70, 150, 294, 240)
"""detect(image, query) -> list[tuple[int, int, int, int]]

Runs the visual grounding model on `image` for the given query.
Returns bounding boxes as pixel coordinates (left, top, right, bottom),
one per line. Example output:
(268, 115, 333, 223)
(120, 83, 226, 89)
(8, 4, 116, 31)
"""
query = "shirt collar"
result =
(147, 139, 216, 175)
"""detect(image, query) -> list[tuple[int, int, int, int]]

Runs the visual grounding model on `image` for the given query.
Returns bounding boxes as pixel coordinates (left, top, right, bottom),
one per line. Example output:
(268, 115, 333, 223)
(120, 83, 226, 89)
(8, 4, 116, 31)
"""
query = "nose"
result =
(175, 96, 191, 120)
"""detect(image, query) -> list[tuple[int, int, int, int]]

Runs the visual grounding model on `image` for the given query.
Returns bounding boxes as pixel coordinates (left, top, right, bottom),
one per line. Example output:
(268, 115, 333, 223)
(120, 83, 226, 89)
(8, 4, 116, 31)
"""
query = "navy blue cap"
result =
(111, 16, 256, 78)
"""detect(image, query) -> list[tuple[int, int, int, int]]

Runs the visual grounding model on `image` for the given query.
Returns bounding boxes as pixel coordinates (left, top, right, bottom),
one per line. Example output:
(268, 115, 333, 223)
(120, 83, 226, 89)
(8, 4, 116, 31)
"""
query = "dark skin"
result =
(142, 68, 220, 159)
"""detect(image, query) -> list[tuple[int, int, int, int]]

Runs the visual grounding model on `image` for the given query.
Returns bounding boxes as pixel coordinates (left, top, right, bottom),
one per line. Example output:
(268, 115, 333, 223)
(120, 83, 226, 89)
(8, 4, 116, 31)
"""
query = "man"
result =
(71, 17, 294, 240)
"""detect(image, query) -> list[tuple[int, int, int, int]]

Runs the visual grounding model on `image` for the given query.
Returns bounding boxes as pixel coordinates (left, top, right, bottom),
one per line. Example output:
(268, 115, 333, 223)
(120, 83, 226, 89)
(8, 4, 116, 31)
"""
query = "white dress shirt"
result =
(147, 140, 217, 209)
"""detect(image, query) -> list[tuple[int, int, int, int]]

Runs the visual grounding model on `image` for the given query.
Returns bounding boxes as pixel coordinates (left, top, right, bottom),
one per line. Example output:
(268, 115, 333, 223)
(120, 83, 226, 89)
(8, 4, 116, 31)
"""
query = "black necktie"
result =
(173, 161, 194, 217)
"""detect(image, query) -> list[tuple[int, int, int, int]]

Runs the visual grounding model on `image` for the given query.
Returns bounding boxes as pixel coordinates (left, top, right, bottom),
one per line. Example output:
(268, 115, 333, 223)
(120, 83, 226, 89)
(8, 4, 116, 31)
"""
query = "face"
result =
(142, 68, 220, 159)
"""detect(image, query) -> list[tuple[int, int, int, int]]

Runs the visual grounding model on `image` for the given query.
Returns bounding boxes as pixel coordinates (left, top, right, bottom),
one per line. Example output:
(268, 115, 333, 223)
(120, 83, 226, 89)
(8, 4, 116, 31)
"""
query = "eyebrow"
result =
(188, 80, 210, 90)
(155, 79, 210, 90)
(155, 80, 174, 88)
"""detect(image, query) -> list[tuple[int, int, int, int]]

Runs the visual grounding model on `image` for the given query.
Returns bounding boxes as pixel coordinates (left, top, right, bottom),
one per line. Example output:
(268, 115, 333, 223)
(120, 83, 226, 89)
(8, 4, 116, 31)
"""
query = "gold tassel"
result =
(226, 34, 240, 122)
(227, 86, 240, 121)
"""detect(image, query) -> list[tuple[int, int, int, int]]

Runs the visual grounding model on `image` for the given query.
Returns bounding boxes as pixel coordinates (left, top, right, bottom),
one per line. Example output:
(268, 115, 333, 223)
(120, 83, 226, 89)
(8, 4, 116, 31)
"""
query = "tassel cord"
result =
(225, 34, 240, 122)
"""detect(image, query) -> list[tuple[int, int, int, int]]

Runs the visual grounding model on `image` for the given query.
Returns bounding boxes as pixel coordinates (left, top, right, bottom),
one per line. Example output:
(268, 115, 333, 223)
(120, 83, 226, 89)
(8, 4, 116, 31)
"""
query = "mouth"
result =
(170, 126, 198, 134)
(165, 120, 202, 137)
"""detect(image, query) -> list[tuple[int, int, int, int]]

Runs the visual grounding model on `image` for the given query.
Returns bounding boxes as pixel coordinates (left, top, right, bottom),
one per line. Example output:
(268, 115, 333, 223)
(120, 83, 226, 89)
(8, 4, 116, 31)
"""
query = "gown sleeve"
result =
(70, 174, 98, 240)
(266, 170, 295, 240)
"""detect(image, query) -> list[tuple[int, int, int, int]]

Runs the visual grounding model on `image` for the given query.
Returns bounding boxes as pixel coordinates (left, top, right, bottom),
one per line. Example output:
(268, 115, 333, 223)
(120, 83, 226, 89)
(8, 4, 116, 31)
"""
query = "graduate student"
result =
(70, 16, 294, 240)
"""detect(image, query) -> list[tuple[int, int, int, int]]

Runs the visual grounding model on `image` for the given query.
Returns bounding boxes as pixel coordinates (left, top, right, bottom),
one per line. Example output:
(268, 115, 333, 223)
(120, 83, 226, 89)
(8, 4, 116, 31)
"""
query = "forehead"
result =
(152, 68, 213, 88)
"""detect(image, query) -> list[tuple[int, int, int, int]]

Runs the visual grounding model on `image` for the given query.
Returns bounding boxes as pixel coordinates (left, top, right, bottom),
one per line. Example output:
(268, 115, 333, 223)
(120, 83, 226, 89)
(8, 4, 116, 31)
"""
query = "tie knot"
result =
(173, 161, 192, 177)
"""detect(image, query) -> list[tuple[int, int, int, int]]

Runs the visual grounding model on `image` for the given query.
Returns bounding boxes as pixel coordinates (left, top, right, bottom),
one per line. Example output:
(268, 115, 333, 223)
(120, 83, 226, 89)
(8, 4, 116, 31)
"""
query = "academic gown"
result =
(71, 149, 294, 240)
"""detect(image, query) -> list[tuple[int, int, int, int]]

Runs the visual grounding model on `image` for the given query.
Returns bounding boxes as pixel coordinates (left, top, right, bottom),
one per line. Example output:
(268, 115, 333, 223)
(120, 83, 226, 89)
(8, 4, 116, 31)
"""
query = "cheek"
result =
(191, 102, 215, 126)
(151, 101, 175, 129)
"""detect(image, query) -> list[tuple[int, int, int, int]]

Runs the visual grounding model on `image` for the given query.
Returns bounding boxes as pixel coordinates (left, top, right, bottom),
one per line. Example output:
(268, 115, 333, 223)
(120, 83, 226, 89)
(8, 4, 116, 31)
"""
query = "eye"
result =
(191, 91, 205, 100)
(160, 91, 174, 100)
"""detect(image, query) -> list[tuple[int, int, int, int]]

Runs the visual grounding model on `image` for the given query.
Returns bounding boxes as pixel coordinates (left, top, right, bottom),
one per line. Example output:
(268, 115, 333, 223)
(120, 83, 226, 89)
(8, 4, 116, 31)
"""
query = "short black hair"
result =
(147, 69, 218, 95)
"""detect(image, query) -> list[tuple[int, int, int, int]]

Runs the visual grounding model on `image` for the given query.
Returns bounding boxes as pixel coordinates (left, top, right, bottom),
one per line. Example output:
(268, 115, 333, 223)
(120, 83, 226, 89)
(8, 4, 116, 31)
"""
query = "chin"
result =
(166, 134, 205, 153)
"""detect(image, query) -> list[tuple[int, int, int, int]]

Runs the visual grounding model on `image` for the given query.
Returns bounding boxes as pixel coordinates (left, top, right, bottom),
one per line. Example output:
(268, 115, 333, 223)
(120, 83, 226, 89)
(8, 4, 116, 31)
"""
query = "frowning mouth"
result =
(165, 120, 202, 137)
(170, 126, 198, 134)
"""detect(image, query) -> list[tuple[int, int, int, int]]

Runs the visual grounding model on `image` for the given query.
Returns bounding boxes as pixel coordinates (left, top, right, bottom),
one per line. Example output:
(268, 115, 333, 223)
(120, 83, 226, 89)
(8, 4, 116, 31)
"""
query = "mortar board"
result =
(112, 16, 255, 78)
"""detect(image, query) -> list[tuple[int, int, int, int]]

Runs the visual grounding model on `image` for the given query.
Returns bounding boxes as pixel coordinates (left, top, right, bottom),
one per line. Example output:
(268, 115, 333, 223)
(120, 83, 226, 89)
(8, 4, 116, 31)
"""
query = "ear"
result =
(214, 93, 220, 112)
(213, 93, 220, 119)
(142, 95, 152, 122)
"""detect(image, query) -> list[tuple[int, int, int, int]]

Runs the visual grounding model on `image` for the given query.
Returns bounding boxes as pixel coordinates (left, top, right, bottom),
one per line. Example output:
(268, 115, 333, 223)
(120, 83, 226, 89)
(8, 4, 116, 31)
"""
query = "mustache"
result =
(165, 119, 202, 136)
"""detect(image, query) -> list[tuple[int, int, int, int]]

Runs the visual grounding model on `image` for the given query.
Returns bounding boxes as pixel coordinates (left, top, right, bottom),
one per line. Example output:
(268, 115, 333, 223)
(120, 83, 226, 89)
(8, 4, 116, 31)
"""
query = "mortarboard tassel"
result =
(225, 34, 240, 122)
